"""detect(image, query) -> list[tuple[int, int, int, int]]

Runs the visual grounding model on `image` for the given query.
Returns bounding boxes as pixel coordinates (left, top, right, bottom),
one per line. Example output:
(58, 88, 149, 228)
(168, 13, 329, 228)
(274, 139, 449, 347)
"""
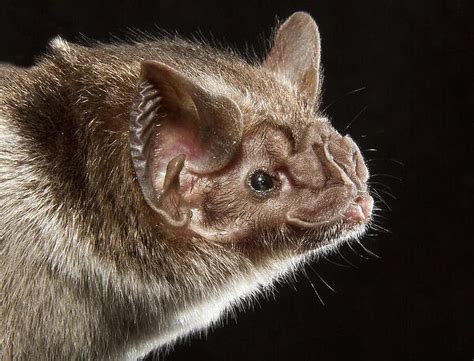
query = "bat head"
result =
(129, 12, 372, 257)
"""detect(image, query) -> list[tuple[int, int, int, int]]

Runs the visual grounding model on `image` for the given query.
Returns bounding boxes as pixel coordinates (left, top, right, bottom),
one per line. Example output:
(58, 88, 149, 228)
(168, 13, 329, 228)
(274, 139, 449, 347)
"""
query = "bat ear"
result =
(130, 61, 243, 226)
(264, 12, 322, 106)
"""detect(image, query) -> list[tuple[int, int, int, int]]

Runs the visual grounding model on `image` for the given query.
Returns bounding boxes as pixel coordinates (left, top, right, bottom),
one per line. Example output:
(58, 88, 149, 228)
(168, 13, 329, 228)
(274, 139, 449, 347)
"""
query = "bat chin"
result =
(297, 220, 370, 258)
(320, 211, 372, 248)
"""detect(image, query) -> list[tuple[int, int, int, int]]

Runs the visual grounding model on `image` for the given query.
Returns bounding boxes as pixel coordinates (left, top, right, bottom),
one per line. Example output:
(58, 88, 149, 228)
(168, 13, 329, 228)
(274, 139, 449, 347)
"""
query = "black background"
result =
(2, 1, 473, 360)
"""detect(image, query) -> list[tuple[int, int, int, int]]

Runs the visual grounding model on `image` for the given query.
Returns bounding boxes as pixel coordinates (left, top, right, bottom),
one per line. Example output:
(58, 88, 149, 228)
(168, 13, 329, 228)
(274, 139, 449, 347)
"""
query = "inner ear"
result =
(264, 12, 322, 106)
(130, 61, 243, 226)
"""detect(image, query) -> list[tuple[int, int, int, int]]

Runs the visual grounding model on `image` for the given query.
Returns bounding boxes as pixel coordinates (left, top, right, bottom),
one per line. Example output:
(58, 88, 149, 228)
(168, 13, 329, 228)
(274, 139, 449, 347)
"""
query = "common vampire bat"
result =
(0, 12, 374, 360)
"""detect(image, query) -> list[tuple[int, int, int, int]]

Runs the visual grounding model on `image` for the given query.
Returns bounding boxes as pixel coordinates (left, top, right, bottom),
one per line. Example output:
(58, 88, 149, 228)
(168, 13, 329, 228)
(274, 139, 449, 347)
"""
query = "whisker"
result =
(368, 181, 393, 191)
(307, 264, 336, 293)
(337, 248, 357, 268)
(364, 232, 381, 238)
(374, 188, 397, 200)
(370, 223, 392, 234)
(310, 281, 325, 306)
(322, 86, 366, 112)
(347, 241, 369, 260)
(343, 105, 368, 134)
(323, 255, 351, 268)
(371, 173, 402, 182)
(302, 271, 325, 306)
(366, 158, 405, 166)
(372, 203, 384, 211)
(371, 214, 389, 220)
(373, 199, 391, 213)
(356, 239, 381, 259)
(371, 188, 392, 211)
(314, 270, 336, 293)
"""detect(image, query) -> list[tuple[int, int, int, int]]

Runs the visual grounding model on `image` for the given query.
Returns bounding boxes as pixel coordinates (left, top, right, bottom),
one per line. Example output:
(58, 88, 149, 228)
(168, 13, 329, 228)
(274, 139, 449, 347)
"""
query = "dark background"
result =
(2, 1, 472, 360)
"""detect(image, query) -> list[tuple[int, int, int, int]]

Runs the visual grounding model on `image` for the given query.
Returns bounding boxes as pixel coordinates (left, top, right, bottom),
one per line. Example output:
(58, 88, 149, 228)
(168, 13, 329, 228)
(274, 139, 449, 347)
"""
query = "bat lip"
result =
(285, 193, 373, 230)
(283, 195, 373, 251)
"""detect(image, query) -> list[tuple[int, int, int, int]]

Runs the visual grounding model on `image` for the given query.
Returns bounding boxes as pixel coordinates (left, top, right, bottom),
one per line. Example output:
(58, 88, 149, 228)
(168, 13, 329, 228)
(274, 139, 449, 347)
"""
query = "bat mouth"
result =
(284, 194, 373, 248)
(286, 194, 373, 227)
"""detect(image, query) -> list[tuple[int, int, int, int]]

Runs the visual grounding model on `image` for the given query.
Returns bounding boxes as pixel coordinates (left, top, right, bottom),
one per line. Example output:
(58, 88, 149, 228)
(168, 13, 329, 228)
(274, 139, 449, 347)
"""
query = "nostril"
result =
(343, 195, 374, 222)
(355, 195, 373, 219)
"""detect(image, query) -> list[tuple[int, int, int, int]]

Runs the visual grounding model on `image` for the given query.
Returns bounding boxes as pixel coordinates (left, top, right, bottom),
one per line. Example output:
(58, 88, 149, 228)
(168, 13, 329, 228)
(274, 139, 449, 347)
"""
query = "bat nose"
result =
(342, 194, 374, 222)
(318, 141, 354, 187)
(322, 133, 369, 190)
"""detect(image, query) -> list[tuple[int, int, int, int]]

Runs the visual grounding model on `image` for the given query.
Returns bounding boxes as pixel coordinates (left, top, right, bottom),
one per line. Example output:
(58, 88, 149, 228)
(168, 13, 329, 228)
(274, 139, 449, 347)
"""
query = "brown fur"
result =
(0, 13, 372, 360)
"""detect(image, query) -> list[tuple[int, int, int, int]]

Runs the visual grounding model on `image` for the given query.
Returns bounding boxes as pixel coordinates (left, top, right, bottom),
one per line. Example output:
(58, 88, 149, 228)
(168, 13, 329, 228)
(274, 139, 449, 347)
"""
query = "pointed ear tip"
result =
(288, 11, 315, 21)
(285, 11, 319, 31)
(289, 11, 313, 19)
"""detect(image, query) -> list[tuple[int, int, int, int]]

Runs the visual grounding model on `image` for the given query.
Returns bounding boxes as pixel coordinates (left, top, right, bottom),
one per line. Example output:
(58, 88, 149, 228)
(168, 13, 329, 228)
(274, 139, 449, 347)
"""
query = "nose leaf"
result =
(290, 123, 368, 192)
(321, 142, 354, 186)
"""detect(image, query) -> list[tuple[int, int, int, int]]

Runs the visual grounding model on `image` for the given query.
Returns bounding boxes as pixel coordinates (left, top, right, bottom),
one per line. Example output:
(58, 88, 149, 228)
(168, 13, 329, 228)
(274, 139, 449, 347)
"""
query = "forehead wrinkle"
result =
(265, 111, 310, 152)
(243, 122, 296, 160)
(275, 124, 297, 152)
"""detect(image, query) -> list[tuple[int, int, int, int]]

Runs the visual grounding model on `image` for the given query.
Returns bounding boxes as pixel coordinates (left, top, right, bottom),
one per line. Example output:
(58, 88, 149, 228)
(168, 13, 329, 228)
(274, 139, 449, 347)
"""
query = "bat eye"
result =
(249, 170, 275, 193)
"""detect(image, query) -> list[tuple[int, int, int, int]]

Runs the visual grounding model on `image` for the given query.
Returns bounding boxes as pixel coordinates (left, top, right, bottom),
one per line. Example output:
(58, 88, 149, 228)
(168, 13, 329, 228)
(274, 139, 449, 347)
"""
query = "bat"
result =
(0, 12, 373, 360)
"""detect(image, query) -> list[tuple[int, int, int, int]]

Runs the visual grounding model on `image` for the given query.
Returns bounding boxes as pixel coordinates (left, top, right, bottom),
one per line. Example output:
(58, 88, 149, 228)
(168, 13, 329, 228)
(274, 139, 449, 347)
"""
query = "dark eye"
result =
(249, 170, 275, 193)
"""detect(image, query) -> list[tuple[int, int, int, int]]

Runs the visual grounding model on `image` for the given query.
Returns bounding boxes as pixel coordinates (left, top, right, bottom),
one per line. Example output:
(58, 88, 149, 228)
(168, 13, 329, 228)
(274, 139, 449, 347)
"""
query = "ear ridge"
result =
(264, 12, 322, 106)
(130, 81, 167, 221)
(155, 154, 190, 228)
(130, 82, 190, 227)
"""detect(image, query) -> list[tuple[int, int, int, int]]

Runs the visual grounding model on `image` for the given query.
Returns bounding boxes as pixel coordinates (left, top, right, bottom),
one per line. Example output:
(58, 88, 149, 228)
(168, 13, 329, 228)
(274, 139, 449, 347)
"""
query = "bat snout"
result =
(342, 194, 373, 223)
